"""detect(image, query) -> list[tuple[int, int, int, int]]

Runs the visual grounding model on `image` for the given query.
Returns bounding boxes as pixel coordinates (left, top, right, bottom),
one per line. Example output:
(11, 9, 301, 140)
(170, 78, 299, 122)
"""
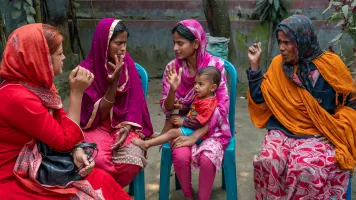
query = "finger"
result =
(119, 55, 125, 68)
(83, 69, 90, 80)
(116, 134, 126, 146)
(112, 63, 122, 77)
(257, 42, 262, 51)
(108, 61, 117, 70)
(248, 47, 255, 53)
(77, 66, 84, 77)
(70, 66, 79, 79)
(115, 54, 120, 66)
(178, 67, 183, 78)
(79, 161, 95, 176)
(110, 143, 119, 150)
(82, 154, 90, 166)
(172, 136, 180, 147)
(250, 46, 257, 52)
(165, 65, 171, 78)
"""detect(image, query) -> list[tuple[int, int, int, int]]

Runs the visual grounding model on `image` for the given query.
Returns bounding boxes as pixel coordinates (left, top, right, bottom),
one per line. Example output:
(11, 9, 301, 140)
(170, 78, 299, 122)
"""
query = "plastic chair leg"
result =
(133, 169, 145, 200)
(128, 181, 134, 196)
(346, 175, 352, 200)
(175, 174, 181, 190)
(222, 168, 226, 190)
(223, 150, 238, 200)
(159, 145, 173, 200)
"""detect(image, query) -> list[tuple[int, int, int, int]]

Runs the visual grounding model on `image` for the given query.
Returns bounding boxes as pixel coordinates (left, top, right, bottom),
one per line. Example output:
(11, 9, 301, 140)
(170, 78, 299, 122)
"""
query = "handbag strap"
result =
(73, 142, 97, 150)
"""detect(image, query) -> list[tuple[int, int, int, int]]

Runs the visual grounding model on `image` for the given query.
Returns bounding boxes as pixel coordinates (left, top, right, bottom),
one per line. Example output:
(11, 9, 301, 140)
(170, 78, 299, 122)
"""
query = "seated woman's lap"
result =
(84, 126, 142, 187)
(254, 130, 349, 197)
(86, 168, 131, 200)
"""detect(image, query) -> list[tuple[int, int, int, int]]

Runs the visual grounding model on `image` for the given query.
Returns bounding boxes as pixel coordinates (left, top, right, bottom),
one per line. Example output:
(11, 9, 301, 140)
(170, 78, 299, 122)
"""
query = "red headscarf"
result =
(0, 23, 62, 109)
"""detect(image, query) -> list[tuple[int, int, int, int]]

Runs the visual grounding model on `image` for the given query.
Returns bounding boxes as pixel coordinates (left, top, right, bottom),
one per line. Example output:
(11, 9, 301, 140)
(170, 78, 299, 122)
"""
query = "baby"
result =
(132, 66, 221, 150)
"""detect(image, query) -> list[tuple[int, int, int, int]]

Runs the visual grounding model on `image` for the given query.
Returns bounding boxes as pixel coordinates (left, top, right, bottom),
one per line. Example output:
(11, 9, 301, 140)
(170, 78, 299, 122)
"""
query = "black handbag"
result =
(36, 141, 97, 186)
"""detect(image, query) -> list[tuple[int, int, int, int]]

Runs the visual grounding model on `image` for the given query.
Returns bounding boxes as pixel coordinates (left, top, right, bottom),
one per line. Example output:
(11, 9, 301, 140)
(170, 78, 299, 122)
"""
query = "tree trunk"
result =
(266, 21, 273, 71)
(203, 0, 238, 65)
(44, 0, 74, 70)
(33, 0, 42, 23)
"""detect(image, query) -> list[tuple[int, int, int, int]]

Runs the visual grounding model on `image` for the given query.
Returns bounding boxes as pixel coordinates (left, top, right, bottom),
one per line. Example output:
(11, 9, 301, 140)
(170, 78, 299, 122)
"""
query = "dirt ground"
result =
(59, 77, 355, 200)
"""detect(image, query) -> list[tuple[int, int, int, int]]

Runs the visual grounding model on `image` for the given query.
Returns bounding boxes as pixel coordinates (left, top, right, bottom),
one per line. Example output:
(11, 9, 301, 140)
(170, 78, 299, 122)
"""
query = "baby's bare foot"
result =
(131, 138, 149, 151)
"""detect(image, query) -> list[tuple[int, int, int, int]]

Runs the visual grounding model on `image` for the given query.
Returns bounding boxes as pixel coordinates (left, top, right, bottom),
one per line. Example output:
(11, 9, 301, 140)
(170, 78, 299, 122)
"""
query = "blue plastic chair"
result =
(158, 59, 238, 200)
(127, 63, 148, 200)
(346, 175, 352, 200)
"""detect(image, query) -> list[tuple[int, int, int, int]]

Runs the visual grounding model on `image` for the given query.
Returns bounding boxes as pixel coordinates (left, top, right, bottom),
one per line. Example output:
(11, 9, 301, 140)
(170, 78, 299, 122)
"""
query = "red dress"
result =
(0, 84, 130, 200)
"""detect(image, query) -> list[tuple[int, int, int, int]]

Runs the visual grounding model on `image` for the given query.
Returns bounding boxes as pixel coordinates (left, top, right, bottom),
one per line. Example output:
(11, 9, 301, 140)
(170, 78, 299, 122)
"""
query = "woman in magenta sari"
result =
(161, 19, 231, 200)
(80, 18, 153, 187)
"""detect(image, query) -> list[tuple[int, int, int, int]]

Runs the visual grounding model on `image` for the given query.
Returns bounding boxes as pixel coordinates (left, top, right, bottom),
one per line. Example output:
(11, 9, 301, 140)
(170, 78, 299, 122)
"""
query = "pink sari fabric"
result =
(254, 130, 349, 199)
(160, 19, 231, 170)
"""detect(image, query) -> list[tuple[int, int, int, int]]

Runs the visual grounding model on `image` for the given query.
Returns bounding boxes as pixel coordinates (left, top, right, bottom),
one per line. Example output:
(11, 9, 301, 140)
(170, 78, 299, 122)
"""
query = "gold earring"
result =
(193, 49, 197, 59)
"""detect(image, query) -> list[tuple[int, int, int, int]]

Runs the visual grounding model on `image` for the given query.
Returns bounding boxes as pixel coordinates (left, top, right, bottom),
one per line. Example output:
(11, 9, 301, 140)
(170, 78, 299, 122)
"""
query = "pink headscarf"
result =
(160, 19, 231, 148)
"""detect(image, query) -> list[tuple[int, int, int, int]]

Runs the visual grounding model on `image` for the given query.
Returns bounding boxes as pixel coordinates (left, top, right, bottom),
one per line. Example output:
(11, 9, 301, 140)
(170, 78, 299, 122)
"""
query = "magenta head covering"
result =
(80, 18, 153, 137)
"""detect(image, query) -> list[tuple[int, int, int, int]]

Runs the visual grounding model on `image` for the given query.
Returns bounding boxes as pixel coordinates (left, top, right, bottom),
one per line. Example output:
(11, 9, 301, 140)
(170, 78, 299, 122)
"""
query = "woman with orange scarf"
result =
(247, 15, 356, 199)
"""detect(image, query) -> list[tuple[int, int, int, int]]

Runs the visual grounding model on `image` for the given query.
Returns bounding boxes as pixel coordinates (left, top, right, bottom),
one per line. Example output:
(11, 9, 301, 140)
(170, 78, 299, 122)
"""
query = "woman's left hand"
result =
(73, 148, 95, 177)
(111, 125, 132, 150)
(171, 135, 197, 148)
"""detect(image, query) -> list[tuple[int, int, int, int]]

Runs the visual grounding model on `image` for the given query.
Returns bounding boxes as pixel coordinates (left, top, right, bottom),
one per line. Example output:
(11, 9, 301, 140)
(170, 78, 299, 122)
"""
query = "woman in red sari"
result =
(0, 24, 130, 200)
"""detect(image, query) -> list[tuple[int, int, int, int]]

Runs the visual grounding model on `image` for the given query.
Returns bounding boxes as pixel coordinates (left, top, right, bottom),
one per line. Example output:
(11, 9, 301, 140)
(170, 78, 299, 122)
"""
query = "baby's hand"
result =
(173, 116, 184, 126)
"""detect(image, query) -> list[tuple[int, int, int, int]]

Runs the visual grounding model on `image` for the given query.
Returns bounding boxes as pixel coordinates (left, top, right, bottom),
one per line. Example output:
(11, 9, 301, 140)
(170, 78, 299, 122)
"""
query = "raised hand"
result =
(108, 54, 124, 85)
(69, 66, 94, 94)
(166, 62, 183, 92)
(247, 42, 262, 70)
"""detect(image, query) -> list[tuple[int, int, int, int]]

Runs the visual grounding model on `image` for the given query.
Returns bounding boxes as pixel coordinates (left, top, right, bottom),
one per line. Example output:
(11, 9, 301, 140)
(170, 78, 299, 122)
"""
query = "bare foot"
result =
(131, 138, 149, 151)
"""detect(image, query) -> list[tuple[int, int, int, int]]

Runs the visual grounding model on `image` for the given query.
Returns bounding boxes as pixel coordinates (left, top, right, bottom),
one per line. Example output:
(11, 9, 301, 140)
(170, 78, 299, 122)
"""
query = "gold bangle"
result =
(70, 147, 83, 156)
(103, 96, 114, 104)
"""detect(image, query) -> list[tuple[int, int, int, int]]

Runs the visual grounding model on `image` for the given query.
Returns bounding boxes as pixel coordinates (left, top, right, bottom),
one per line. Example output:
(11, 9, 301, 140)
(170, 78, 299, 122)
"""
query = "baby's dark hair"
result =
(197, 66, 221, 86)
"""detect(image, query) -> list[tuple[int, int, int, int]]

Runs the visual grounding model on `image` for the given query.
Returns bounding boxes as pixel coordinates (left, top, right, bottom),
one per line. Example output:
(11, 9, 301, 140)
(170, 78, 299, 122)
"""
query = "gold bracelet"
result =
(70, 147, 83, 156)
(103, 96, 114, 104)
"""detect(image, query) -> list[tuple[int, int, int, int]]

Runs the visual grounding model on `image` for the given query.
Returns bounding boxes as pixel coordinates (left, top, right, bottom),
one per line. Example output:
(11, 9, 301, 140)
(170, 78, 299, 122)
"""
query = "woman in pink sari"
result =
(161, 19, 231, 200)
(80, 18, 153, 187)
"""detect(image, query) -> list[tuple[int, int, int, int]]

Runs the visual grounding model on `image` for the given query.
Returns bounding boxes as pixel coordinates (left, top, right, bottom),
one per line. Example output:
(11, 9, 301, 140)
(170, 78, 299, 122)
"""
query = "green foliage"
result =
(254, 0, 290, 25)
(324, 0, 356, 67)
(11, 0, 36, 26)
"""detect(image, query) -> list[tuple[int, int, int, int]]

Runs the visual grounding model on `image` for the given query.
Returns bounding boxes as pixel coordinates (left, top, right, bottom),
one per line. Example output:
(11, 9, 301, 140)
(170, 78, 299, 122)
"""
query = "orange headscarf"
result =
(0, 23, 62, 109)
(248, 52, 356, 171)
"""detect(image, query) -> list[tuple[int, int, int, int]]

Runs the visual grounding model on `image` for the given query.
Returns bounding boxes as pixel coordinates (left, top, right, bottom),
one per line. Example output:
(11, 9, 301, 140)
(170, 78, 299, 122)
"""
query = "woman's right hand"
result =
(72, 148, 95, 177)
(69, 66, 94, 94)
(248, 42, 263, 71)
(166, 62, 182, 92)
(108, 54, 124, 85)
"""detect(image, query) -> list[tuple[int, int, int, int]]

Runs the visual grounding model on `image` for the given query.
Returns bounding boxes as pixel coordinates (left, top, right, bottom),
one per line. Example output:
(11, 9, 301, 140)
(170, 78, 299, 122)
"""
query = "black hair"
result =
(171, 23, 196, 42)
(110, 21, 129, 41)
(197, 66, 221, 86)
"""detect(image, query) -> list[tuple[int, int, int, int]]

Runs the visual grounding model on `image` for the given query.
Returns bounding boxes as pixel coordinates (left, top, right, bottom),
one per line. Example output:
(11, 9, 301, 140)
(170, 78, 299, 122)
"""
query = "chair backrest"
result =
(222, 59, 238, 137)
(135, 63, 149, 97)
